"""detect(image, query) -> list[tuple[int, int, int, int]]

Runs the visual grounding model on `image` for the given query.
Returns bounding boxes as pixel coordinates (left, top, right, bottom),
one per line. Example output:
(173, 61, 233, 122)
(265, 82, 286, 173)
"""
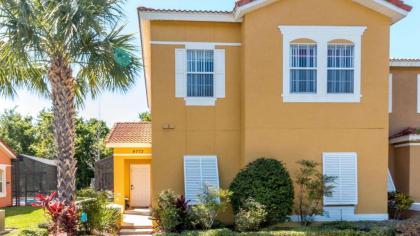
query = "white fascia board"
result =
(390, 135, 420, 144)
(390, 61, 420, 67)
(234, 0, 276, 18)
(0, 142, 16, 159)
(138, 11, 241, 23)
(352, 0, 409, 23)
(105, 143, 152, 148)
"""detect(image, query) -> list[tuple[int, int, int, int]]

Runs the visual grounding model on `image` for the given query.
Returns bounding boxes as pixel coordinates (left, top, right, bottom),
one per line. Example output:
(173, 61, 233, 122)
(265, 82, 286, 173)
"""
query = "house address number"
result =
(132, 149, 145, 154)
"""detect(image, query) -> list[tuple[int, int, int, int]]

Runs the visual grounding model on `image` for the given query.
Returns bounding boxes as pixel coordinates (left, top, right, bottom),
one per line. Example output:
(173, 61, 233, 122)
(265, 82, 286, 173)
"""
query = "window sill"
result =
(184, 97, 217, 106)
(283, 94, 361, 103)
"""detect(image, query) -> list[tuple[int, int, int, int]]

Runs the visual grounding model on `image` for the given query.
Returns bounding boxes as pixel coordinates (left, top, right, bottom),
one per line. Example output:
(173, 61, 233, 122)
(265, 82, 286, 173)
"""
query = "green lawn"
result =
(3, 206, 47, 236)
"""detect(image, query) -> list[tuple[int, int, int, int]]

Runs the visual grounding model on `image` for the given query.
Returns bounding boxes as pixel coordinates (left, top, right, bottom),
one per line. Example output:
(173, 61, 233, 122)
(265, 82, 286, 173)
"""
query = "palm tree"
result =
(0, 0, 140, 203)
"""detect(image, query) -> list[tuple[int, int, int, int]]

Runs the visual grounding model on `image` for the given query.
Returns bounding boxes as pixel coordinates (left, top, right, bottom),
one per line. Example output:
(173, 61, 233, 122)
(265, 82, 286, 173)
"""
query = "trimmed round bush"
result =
(229, 158, 294, 223)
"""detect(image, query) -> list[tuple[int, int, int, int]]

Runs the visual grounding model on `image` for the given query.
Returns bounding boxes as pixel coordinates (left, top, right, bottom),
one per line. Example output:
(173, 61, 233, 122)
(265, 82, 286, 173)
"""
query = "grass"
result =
(3, 206, 48, 236)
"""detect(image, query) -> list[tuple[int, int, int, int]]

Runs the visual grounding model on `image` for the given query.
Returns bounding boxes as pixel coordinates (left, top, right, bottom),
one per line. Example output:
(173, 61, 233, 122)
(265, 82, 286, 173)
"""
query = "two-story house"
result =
(105, 0, 413, 221)
(389, 59, 420, 210)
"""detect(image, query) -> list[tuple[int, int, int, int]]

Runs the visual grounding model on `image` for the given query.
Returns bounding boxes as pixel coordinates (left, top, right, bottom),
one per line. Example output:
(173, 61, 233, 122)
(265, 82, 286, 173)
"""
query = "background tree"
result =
(31, 110, 57, 159)
(75, 118, 111, 189)
(0, 0, 140, 203)
(139, 111, 152, 121)
(0, 108, 36, 155)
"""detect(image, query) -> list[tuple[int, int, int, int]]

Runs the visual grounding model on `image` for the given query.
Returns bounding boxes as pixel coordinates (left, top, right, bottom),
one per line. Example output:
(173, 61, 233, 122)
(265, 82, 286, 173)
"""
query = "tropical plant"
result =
(190, 186, 232, 230)
(234, 198, 267, 232)
(77, 189, 122, 234)
(229, 158, 294, 223)
(33, 192, 78, 235)
(388, 191, 414, 220)
(0, 0, 140, 204)
(152, 190, 188, 233)
(294, 160, 336, 226)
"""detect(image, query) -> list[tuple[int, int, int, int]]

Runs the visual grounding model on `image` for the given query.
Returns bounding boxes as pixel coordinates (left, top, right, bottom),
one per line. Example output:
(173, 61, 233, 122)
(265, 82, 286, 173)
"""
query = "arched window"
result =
(290, 39, 317, 93)
(327, 40, 355, 94)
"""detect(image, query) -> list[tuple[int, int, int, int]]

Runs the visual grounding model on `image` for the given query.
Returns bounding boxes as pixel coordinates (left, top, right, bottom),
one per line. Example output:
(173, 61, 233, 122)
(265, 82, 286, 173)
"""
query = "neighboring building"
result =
(389, 59, 420, 210)
(0, 140, 16, 207)
(106, 0, 414, 221)
(105, 122, 152, 208)
(12, 154, 57, 206)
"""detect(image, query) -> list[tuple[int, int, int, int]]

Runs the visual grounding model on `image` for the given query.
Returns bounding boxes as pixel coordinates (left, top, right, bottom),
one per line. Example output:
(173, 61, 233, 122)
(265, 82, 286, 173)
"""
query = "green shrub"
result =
(229, 158, 294, 223)
(152, 189, 190, 232)
(234, 198, 267, 232)
(77, 188, 122, 234)
(190, 187, 232, 230)
(388, 191, 414, 219)
(18, 229, 48, 236)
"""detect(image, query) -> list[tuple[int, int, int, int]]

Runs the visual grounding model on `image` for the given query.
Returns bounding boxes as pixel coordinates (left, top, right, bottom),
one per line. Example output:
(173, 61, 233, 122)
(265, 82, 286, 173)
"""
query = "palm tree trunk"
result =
(48, 56, 77, 203)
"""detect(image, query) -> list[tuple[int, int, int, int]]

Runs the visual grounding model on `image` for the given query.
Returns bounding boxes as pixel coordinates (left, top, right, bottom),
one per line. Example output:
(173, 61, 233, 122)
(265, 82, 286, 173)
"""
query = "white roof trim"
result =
(138, 0, 408, 23)
(138, 11, 241, 23)
(106, 143, 152, 148)
(0, 142, 16, 159)
(234, 0, 276, 18)
(390, 60, 420, 67)
(352, 0, 409, 23)
(390, 134, 420, 144)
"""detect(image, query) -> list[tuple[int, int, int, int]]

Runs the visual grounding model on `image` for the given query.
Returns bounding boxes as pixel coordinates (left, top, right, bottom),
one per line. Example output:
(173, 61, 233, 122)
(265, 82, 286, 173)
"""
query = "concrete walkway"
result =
(119, 208, 154, 236)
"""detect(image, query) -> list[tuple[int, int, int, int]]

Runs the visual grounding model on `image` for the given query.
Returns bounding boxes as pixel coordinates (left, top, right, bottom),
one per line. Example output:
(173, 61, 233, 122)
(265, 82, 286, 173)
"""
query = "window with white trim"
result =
(175, 44, 225, 106)
(184, 155, 219, 204)
(323, 152, 358, 206)
(0, 166, 5, 197)
(290, 44, 317, 93)
(279, 26, 366, 103)
(187, 50, 214, 97)
(327, 44, 355, 94)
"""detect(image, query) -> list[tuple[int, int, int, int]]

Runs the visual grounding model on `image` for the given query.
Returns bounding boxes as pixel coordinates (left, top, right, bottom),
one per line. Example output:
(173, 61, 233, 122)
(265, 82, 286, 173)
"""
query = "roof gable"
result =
(0, 140, 16, 159)
(235, 0, 411, 23)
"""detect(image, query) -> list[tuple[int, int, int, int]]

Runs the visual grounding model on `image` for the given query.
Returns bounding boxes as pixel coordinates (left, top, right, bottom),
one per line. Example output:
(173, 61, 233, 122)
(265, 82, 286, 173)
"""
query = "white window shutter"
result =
(175, 49, 187, 98)
(184, 156, 219, 205)
(214, 49, 225, 98)
(323, 153, 358, 206)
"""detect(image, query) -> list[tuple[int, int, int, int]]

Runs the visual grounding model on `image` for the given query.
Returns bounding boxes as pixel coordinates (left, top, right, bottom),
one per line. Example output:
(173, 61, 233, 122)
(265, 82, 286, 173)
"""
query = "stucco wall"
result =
(0, 148, 12, 208)
(389, 67, 420, 135)
(240, 0, 389, 214)
(147, 0, 391, 215)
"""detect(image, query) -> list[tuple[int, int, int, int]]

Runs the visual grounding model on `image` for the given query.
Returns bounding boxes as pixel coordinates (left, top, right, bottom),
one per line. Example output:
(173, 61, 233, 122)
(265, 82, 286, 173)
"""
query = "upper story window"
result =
(290, 44, 317, 93)
(279, 26, 367, 103)
(187, 50, 214, 97)
(327, 44, 355, 94)
(175, 44, 225, 106)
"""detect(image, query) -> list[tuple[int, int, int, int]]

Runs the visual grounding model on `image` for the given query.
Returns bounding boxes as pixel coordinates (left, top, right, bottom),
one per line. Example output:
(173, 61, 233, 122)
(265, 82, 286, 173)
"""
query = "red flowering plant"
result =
(33, 192, 78, 235)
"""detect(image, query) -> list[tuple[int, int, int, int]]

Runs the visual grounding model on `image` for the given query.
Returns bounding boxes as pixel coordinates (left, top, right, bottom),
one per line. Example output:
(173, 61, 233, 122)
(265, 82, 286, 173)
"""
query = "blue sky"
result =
(0, 0, 419, 126)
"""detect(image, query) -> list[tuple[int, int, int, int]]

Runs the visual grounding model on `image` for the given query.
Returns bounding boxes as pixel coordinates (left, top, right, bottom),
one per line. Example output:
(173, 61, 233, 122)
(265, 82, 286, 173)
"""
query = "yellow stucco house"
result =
(105, 0, 416, 221)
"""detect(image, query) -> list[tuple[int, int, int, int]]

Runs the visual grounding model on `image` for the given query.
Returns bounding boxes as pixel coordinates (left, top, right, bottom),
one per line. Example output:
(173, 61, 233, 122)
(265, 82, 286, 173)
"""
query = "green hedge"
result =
(229, 158, 294, 223)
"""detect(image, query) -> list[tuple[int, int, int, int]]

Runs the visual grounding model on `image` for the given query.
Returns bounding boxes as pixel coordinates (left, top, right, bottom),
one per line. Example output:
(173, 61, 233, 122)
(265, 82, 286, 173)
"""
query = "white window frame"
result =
(0, 165, 6, 198)
(323, 152, 358, 206)
(175, 43, 225, 106)
(417, 74, 420, 113)
(389, 74, 393, 113)
(279, 26, 367, 103)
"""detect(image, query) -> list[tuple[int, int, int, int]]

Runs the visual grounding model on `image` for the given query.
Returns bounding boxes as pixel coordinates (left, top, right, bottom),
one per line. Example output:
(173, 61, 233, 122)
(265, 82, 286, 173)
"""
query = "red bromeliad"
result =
(33, 192, 78, 235)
